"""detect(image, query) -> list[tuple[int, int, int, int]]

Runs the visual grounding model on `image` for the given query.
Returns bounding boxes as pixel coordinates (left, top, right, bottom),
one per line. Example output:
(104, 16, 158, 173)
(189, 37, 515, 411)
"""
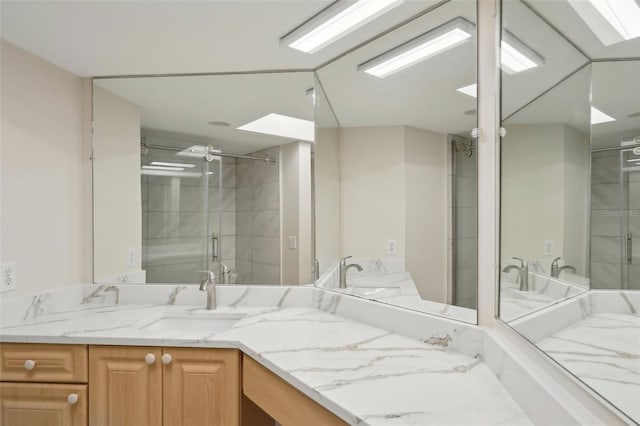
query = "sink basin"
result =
(348, 285, 401, 298)
(140, 312, 245, 334)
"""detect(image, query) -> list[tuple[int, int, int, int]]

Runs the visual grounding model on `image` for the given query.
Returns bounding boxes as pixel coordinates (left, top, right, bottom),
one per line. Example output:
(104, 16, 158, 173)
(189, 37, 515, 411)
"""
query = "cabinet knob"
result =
(67, 393, 79, 405)
(24, 359, 36, 370)
(161, 353, 172, 364)
(144, 353, 156, 365)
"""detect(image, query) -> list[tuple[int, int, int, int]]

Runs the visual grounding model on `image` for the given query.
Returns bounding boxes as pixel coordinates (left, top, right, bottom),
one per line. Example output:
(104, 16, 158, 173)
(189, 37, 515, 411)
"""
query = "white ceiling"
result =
(0, 0, 435, 77)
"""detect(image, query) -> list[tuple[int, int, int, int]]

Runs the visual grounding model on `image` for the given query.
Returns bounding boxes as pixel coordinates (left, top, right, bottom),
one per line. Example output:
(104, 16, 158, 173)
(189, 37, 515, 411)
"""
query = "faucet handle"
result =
(551, 257, 561, 265)
(340, 256, 352, 265)
(198, 270, 215, 283)
(512, 257, 528, 268)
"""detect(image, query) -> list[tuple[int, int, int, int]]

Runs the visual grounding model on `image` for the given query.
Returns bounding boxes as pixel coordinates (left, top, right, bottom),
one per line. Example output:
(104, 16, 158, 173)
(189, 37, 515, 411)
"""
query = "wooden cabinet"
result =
(0, 343, 88, 426)
(242, 354, 346, 426)
(89, 346, 240, 426)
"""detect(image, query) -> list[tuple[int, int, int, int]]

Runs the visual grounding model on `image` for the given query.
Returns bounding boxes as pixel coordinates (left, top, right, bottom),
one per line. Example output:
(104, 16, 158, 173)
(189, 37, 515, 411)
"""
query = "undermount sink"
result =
(348, 285, 401, 298)
(139, 312, 246, 334)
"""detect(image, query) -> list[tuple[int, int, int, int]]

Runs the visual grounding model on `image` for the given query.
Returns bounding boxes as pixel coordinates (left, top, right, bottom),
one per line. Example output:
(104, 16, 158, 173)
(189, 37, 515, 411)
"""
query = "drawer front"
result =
(0, 382, 87, 426)
(0, 343, 88, 383)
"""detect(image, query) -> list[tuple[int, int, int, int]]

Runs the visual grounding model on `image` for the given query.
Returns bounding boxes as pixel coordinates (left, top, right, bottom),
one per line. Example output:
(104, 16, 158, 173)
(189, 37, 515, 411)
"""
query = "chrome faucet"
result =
(339, 256, 363, 289)
(550, 257, 576, 278)
(502, 257, 529, 291)
(220, 263, 236, 284)
(198, 271, 216, 310)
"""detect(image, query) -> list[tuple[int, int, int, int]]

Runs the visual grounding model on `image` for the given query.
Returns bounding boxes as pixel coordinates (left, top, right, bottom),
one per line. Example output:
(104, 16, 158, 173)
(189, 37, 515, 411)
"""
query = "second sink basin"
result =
(140, 311, 246, 334)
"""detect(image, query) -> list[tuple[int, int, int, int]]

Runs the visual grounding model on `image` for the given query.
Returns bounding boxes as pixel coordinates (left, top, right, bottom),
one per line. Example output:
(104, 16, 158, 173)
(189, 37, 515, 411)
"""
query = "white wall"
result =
(0, 40, 92, 295)
(340, 126, 406, 258)
(404, 126, 448, 302)
(92, 87, 141, 281)
(501, 123, 589, 274)
(313, 127, 341, 274)
(280, 141, 312, 285)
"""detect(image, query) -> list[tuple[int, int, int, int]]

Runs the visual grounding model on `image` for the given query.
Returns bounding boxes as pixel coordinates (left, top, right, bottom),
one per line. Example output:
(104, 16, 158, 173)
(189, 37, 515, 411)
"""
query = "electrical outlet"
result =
(288, 236, 297, 249)
(543, 240, 554, 256)
(127, 248, 136, 268)
(1, 262, 17, 293)
(386, 239, 397, 255)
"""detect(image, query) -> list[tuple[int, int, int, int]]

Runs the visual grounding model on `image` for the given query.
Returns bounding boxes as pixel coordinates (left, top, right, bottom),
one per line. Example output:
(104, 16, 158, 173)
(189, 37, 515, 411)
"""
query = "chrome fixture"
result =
(221, 263, 237, 284)
(314, 258, 320, 280)
(199, 271, 216, 310)
(550, 257, 576, 278)
(339, 256, 363, 288)
(502, 257, 529, 291)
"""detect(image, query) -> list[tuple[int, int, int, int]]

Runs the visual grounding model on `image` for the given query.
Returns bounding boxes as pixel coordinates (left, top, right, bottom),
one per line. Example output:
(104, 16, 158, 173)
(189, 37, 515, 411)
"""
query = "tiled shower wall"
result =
(449, 138, 478, 309)
(236, 146, 281, 284)
(590, 150, 639, 289)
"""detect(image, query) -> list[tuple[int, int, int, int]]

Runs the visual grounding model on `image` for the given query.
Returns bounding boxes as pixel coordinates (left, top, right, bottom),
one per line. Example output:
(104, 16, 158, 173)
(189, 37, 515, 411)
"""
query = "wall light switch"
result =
(387, 240, 397, 255)
(543, 240, 554, 256)
(288, 236, 297, 249)
(1, 262, 17, 293)
(127, 248, 136, 267)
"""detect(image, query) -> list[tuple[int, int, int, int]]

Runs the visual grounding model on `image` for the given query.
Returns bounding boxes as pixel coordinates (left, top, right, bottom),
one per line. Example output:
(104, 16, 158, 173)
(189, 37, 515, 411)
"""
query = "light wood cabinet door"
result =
(163, 348, 240, 426)
(0, 382, 87, 426)
(89, 346, 162, 426)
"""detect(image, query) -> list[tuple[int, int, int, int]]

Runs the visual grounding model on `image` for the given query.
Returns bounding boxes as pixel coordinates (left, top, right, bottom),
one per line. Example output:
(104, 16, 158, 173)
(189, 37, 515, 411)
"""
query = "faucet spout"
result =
(339, 256, 363, 289)
(503, 257, 529, 291)
(198, 271, 216, 310)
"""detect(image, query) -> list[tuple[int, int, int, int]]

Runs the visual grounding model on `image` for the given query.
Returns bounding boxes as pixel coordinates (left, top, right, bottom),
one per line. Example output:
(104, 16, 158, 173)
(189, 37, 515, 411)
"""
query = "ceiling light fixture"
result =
(282, 0, 404, 54)
(456, 83, 477, 98)
(358, 17, 475, 78)
(591, 106, 616, 125)
(151, 161, 196, 168)
(567, 0, 640, 46)
(237, 113, 314, 142)
(142, 165, 186, 171)
(501, 31, 544, 75)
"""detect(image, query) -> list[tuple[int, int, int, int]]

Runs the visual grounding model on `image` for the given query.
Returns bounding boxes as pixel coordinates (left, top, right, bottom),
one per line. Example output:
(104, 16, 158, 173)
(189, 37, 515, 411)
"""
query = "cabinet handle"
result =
(67, 393, 79, 405)
(144, 353, 156, 364)
(23, 360, 36, 370)
(161, 353, 172, 364)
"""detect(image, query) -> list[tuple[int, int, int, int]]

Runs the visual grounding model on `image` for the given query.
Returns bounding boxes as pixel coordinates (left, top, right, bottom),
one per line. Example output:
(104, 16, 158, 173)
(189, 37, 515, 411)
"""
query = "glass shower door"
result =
(141, 145, 222, 284)
(621, 148, 640, 289)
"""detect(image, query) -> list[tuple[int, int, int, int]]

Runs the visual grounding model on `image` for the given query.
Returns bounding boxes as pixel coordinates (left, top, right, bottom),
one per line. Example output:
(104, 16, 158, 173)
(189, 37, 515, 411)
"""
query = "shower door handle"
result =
(626, 233, 633, 264)
(212, 233, 219, 261)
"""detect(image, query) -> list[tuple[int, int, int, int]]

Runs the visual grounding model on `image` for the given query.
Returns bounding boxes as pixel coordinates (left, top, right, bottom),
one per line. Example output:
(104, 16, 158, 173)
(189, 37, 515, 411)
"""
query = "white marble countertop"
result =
(0, 284, 531, 426)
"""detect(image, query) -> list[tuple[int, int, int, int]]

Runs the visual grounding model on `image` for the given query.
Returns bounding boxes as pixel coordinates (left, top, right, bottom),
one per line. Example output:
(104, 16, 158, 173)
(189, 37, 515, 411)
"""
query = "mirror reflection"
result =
(314, 0, 478, 322)
(93, 72, 314, 286)
(499, 0, 640, 422)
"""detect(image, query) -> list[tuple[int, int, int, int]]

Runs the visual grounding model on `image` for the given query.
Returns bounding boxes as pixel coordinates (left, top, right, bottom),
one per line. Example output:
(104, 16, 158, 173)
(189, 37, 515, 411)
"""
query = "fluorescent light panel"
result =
(501, 31, 544, 75)
(591, 106, 616, 124)
(142, 165, 185, 171)
(141, 170, 201, 178)
(567, 0, 640, 46)
(237, 113, 314, 142)
(151, 161, 196, 168)
(283, 0, 404, 54)
(359, 17, 475, 78)
(456, 83, 477, 98)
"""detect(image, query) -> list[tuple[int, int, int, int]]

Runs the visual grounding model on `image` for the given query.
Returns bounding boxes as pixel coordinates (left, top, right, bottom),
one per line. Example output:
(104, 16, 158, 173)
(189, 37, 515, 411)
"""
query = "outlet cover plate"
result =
(1, 262, 17, 293)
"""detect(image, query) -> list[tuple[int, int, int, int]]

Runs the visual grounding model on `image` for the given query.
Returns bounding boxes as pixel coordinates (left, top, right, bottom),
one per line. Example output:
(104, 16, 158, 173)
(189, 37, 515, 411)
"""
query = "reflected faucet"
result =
(502, 257, 529, 291)
(339, 256, 363, 289)
(550, 257, 576, 278)
(198, 271, 216, 310)
(220, 263, 236, 284)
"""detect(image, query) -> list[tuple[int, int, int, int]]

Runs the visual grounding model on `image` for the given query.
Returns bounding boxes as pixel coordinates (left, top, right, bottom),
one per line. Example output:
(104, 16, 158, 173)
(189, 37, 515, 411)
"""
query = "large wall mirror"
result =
(498, 0, 639, 422)
(314, 0, 478, 322)
(92, 0, 479, 324)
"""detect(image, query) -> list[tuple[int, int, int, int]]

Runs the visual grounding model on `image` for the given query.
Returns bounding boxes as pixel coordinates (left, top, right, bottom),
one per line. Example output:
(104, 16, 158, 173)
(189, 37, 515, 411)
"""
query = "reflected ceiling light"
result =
(456, 83, 477, 98)
(142, 165, 185, 171)
(237, 113, 314, 142)
(282, 0, 404, 54)
(141, 170, 201, 178)
(175, 145, 220, 159)
(567, 0, 640, 46)
(358, 17, 475, 78)
(591, 106, 616, 124)
(151, 161, 196, 168)
(501, 31, 544, 75)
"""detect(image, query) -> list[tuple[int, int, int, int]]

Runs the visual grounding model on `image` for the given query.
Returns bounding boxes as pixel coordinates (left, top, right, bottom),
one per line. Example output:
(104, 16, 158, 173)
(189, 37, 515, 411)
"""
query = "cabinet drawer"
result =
(0, 343, 88, 383)
(0, 382, 87, 426)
